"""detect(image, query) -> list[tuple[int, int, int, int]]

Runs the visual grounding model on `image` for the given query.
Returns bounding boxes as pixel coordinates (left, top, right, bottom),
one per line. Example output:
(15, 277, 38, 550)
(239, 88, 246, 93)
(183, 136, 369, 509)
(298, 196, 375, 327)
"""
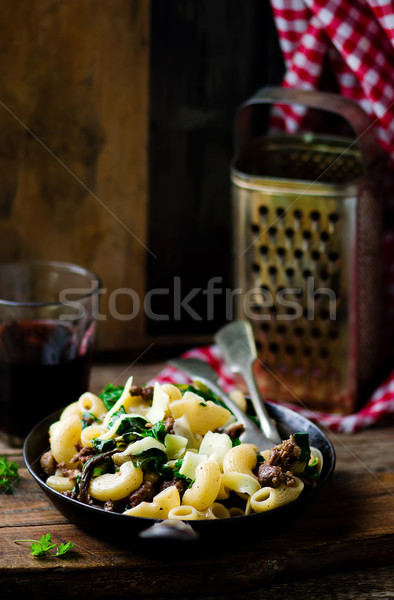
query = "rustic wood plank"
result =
(2, 364, 394, 598)
(147, 0, 284, 339)
(2, 470, 394, 592)
(0, 0, 149, 351)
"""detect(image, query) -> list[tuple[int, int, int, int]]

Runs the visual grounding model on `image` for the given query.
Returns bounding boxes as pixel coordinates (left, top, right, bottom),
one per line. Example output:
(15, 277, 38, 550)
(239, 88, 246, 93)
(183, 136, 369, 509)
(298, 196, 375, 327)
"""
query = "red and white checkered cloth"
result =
(269, 0, 394, 161)
(151, 345, 394, 433)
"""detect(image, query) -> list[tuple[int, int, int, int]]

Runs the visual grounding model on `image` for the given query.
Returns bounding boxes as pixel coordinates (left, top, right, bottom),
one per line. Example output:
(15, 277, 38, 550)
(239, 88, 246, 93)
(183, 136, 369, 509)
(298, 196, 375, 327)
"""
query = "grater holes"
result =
(277, 247, 286, 258)
(320, 308, 330, 321)
(251, 262, 260, 273)
(285, 344, 296, 355)
(260, 322, 270, 333)
(250, 223, 260, 235)
(320, 269, 329, 282)
(294, 209, 303, 220)
(268, 226, 277, 237)
(311, 327, 321, 339)
(311, 250, 320, 261)
(268, 265, 277, 276)
(259, 205, 268, 216)
(328, 329, 338, 340)
(259, 245, 269, 257)
(285, 267, 295, 279)
(268, 342, 279, 354)
(328, 212, 339, 224)
(310, 210, 320, 222)
(294, 249, 303, 260)
(277, 324, 287, 335)
(285, 228, 294, 239)
(286, 305, 298, 317)
(303, 268, 312, 279)
(294, 326, 304, 337)
(320, 231, 329, 242)
(320, 347, 330, 359)
(302, 230, 312, 240)
(276, 207, 285, 218)
(303, 346, 312, 357)
(328, 251, 339, 263)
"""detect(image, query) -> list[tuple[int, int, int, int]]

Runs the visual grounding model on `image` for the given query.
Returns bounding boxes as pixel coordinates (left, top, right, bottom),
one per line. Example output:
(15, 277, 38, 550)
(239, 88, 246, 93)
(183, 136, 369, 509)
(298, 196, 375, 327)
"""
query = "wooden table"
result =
(2, 361, 394, 600)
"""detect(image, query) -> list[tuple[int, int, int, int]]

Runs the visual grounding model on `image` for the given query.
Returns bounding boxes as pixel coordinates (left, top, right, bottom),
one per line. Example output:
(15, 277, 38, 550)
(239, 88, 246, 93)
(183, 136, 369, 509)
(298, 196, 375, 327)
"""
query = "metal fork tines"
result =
(168, 357, 276, 451)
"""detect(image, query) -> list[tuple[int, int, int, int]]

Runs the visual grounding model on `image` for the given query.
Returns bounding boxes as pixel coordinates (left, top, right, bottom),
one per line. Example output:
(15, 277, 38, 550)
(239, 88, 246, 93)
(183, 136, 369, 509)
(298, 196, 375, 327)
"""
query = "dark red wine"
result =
(0, 320, 93, 442)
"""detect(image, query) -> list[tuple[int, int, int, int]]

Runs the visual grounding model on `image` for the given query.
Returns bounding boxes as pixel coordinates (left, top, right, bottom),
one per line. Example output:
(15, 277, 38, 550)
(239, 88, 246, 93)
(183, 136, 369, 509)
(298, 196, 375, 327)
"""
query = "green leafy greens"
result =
(99, 383, 124, 410)
(0, 456, 20, 494)
(293, 433, 311, 463)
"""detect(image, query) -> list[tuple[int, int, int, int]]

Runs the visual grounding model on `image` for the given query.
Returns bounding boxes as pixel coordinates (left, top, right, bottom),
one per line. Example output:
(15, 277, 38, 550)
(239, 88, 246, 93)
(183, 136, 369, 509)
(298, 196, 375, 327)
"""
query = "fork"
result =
(214, 320, 282, 445)
(168, 357, 277, 451)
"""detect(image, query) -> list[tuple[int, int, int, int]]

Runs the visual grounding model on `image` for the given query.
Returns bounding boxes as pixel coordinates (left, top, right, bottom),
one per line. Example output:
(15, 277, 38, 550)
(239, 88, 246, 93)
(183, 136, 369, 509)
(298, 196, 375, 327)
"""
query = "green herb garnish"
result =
(0, 456, 20, 494)
(14, 533, 76, 557)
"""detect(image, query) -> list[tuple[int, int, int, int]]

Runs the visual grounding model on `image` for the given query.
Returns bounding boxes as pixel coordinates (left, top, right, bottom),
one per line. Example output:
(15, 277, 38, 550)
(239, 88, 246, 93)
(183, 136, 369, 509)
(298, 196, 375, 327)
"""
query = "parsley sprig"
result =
(14, 533, 76, 557)
(0, 456, 20, 494)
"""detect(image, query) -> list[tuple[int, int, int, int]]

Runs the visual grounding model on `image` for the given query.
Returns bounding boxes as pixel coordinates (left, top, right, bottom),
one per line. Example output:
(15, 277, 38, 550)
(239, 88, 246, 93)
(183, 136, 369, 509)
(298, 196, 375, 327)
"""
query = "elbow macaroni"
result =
(42, 376, 322, 521)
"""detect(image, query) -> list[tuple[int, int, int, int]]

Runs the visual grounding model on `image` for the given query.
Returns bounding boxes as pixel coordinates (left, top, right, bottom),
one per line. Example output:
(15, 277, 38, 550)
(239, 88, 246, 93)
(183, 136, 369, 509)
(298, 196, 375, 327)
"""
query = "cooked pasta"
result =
(41, 376, 323, 521)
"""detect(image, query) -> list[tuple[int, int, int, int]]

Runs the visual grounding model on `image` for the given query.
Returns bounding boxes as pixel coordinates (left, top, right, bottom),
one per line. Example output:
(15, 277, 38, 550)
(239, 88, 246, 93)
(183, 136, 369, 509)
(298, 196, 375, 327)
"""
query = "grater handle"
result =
(236, 86, 381, 169)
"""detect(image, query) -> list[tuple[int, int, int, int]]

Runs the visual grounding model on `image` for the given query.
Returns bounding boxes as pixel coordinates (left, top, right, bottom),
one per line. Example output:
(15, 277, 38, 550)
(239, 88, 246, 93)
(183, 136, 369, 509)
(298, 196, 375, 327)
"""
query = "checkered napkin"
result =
(151, 345, 394, 433)
(269, 0, 394, 161)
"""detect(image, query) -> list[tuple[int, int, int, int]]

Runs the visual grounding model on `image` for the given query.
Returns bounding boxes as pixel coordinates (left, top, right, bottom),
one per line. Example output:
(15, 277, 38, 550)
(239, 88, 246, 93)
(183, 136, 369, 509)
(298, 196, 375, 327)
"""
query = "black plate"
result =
(23, 402, 335, 546)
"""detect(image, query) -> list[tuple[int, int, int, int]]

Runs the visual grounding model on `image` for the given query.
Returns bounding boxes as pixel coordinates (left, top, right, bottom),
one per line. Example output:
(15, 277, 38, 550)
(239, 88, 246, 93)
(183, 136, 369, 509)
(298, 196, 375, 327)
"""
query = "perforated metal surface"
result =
(232, 134, 381, 414)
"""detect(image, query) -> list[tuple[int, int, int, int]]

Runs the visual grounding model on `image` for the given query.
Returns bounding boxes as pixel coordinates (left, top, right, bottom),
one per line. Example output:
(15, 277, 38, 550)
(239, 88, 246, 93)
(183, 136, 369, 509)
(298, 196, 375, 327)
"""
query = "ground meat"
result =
(40, 450, 57, 476)
(267, 436, 301, 470)
(73, 446, 98, 465)
(163, 417, 175, 434)
(128, 480, 157, 508)
(129, 385, 154, 402)
(56, 462, 81, 480)
(103, 499, 128, 513)
(226, 422, 245, 441)
(159, 477, 188, 498)
(257, 464, 296, 488)
(62, 490, 79, 500)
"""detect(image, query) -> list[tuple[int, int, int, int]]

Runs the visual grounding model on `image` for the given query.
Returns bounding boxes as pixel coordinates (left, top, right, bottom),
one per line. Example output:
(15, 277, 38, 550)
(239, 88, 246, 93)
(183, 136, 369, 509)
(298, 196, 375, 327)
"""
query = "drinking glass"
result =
(0, 260, 101, 446)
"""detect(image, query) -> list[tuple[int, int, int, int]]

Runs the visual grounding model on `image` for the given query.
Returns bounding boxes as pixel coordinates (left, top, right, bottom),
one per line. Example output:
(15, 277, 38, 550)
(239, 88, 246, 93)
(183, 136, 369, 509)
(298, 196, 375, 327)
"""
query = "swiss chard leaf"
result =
(107, 406, 127, 429)
(91, 438, 117, 453)
(293, 433, 311, 463)
(132, 449, 168, 474)
(99, 383, 124, 410)
(144, 420, 167, 443)
(81, 411, 99, 429)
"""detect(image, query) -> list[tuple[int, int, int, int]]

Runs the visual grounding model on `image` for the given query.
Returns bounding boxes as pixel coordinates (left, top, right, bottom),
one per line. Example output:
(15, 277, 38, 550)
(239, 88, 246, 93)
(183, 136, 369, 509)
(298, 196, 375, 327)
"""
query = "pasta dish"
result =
(40, 377, 322, 520)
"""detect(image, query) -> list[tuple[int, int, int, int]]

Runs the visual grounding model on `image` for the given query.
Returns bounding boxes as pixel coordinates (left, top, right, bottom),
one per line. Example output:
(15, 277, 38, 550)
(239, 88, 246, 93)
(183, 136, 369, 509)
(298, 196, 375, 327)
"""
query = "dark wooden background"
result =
(0, 0, 284, 355)
(147, 0, 284, 341)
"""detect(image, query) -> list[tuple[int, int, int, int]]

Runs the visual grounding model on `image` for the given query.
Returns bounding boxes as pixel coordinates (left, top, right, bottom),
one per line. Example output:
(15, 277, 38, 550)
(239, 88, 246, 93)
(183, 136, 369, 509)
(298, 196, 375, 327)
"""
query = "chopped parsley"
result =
(14, 533, 76, 557)
(0, 456, 20, 494)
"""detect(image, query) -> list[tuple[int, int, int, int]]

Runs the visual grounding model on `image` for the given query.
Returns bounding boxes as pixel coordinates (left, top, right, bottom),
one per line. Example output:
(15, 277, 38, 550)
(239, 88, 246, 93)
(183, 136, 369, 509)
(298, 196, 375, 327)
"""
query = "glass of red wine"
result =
(0, 260, 101, 446)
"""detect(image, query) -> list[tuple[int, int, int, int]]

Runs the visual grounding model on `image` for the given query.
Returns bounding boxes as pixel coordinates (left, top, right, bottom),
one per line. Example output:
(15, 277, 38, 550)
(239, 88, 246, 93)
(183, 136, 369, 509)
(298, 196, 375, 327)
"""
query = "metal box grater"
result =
(231, 88, 383, 414)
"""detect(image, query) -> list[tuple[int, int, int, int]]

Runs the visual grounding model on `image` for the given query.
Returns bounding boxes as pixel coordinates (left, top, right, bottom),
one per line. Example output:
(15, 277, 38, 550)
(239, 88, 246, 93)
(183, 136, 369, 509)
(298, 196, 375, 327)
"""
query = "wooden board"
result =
(0, 0, 149, 351)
